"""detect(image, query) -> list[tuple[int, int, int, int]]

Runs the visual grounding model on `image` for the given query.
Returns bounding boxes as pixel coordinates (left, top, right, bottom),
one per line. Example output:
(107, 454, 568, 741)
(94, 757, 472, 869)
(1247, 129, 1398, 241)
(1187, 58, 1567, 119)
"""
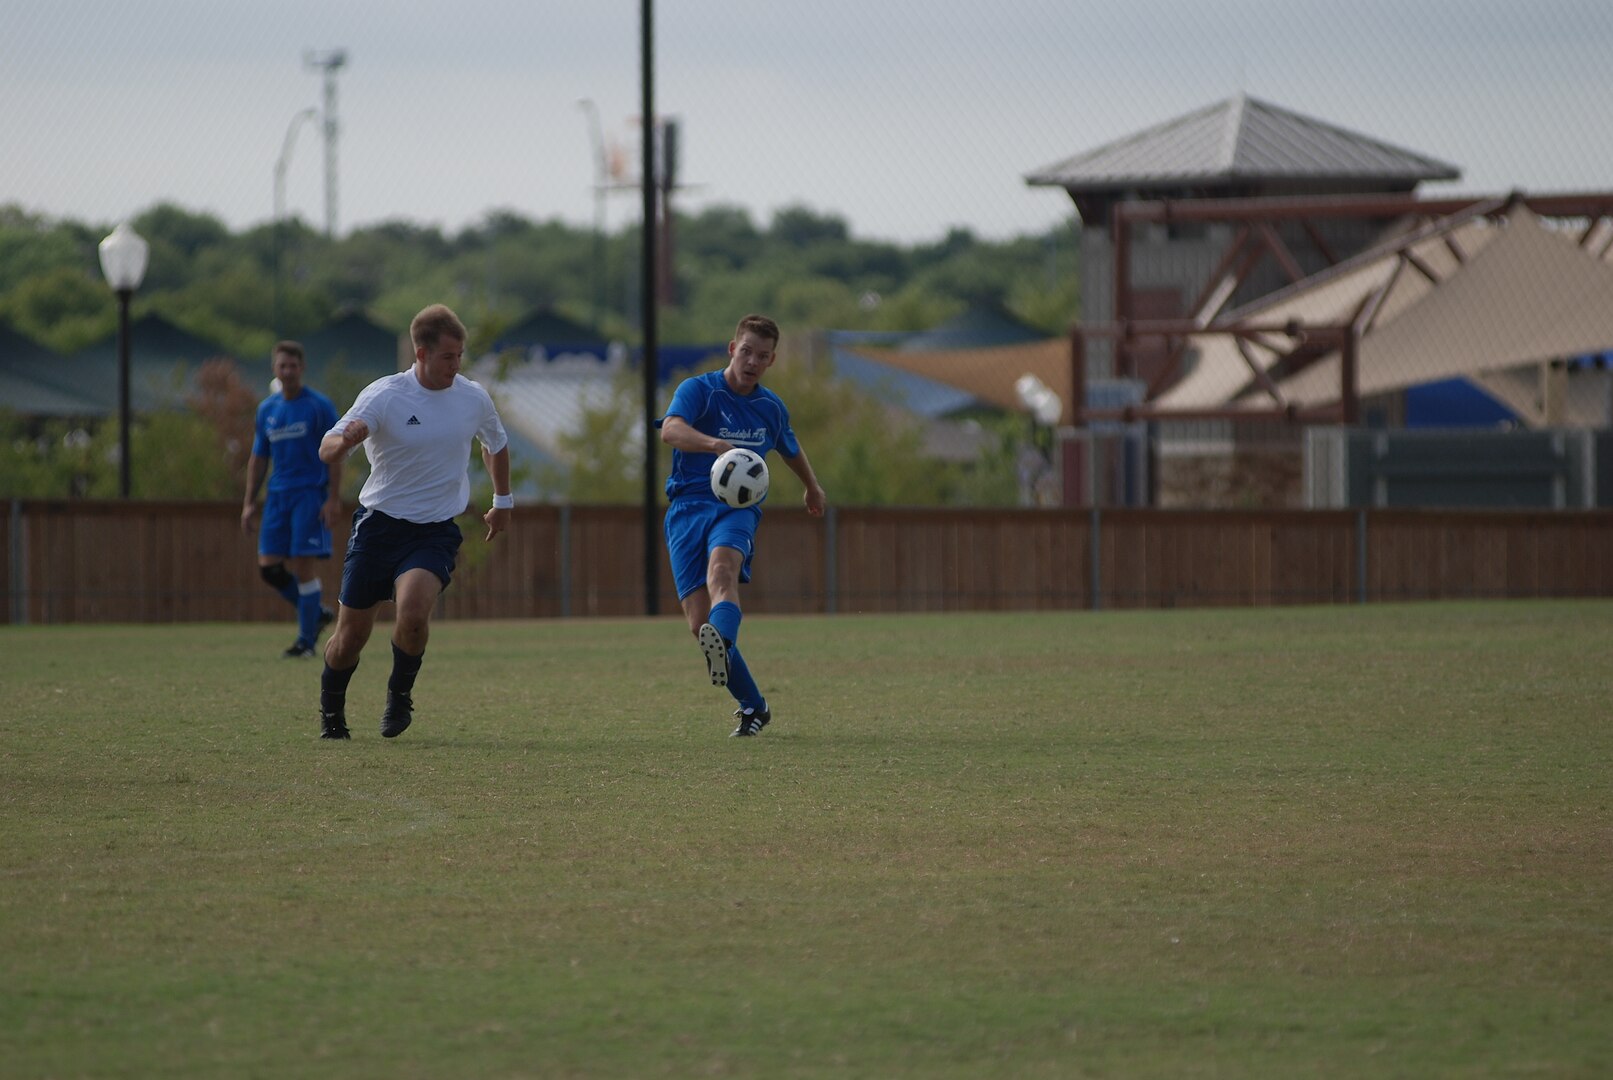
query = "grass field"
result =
(3, 601, 1611, 1078)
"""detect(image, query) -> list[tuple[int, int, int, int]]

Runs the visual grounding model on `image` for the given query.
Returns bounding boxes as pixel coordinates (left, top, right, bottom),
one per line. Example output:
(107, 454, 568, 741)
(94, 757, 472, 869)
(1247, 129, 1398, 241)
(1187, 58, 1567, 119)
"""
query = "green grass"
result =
(3, 602, 1611, 1078)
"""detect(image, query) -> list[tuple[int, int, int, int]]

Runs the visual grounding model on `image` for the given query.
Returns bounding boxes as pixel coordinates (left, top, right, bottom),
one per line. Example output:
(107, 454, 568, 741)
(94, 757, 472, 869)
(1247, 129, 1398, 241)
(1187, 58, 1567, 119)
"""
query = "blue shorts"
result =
(259, 486, 332, 559)
(339, 506, 462, 610)
(664, 497, 760, 601)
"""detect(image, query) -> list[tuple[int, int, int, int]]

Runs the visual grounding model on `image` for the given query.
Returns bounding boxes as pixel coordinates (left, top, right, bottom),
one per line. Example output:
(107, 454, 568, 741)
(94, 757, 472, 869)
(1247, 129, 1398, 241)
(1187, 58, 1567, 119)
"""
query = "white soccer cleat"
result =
(698, 623, 729, 687)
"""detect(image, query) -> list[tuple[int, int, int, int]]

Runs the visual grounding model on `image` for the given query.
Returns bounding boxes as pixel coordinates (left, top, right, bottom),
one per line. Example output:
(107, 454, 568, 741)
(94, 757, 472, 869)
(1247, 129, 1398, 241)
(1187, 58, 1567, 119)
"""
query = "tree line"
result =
(0, 200, 1080, 356)
(0, 201, 1082, 505)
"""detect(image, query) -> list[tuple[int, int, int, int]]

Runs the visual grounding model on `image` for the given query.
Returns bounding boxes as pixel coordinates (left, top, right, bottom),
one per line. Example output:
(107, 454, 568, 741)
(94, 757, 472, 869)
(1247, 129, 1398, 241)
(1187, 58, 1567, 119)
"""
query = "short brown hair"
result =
(733, 314, 780, 346)
(410, 304, 468, 351)
(272, 340, 305, 364)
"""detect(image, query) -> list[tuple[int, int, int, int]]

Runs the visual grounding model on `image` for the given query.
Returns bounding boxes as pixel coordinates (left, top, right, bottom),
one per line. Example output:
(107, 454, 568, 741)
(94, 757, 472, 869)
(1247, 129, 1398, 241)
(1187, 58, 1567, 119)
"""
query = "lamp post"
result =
(98, 222, 150, 498)
(273, 107, 319, 338)
(1015, 373, 1063, 507)
(577, 98, 607, 334)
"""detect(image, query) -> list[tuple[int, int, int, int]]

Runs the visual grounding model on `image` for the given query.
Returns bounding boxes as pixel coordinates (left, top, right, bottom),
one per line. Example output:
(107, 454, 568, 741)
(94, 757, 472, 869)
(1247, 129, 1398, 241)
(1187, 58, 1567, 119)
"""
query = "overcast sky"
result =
(5, 1, 1611, 244)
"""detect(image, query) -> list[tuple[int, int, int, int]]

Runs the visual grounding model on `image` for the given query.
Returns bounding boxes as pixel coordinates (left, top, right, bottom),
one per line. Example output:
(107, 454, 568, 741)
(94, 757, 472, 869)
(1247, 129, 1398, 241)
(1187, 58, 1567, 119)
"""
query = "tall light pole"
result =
(577, 98, 607, 335)
(640, 0, 659, 616)
(98, 223, 150, 499)
(273, 107, 319, 338)
(303, 49, 347, 238)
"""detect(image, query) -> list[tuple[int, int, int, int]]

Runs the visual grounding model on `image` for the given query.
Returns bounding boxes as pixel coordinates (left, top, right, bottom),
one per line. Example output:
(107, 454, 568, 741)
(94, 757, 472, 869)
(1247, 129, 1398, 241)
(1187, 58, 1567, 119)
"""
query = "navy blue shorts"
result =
(664, 497, 760, 601)
(339, 506, 462, 610)
(259, 486, 332, 559)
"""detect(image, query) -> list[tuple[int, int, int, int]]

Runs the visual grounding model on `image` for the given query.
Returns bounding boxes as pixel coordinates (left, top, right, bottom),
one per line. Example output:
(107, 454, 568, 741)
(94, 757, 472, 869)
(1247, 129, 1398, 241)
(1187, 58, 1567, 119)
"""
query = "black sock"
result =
(388, 643, 423, 698)
(320, 661, 358, 715)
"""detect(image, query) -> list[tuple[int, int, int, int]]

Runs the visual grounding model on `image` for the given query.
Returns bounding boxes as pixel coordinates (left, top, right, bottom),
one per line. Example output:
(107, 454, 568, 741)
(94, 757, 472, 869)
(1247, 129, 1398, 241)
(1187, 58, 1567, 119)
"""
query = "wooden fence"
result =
(4, 499, 1612, 624)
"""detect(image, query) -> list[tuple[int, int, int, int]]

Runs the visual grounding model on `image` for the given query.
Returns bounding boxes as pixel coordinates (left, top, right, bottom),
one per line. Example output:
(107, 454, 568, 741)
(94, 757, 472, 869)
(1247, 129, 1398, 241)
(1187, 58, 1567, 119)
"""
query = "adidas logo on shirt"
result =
(407, 415, 421, 425)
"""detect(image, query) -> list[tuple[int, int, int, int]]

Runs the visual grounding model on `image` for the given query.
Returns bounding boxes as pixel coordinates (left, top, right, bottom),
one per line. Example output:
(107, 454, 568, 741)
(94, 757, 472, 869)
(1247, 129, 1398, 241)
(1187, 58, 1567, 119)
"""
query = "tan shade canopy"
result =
(1155, 205, 1613, 421)
(850, 338, 1075, 424)
(1273, 208, 1613, 409)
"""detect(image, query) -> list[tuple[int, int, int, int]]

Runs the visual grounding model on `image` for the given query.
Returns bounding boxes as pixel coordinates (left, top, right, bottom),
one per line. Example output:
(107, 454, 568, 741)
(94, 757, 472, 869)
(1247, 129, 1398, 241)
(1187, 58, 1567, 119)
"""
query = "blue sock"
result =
(709, 602, 764, 712)
(296, 580, 323, 644)
(709, 600, 742, 646)
(726, 642, 766, 713)
(276, 580, 299, 606)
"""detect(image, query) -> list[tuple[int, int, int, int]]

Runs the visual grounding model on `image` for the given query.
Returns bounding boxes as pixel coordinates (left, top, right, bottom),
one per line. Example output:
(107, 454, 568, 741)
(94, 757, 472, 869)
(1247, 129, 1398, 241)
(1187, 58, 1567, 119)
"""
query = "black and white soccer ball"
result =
(710, 447, 770, 508)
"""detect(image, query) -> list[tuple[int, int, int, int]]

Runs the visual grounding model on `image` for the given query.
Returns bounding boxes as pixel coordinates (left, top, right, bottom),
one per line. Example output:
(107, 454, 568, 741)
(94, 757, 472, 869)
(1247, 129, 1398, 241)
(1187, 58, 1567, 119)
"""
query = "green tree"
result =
(0, 265, 114, 353)
(543, 363, 668, 504)
(545, 346, 983, 508)
(131, 203, 231, 293)
(0, 199, 1082, 509)
(124, 410, 243, 499)
(0, 412, 109, 498)
(0, 205, 91, 292)
(761, 347, 956, 506)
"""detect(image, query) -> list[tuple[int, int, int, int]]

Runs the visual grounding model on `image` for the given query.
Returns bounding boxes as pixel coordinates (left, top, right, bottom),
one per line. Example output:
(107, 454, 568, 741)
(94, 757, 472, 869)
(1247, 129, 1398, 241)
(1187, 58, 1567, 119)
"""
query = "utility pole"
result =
(640, 0, 659, 617)
(273, 107, 318, 338)
(656, 117, 679, 306)
(577, 99, 607, 335)
(303, 49, 347, 238)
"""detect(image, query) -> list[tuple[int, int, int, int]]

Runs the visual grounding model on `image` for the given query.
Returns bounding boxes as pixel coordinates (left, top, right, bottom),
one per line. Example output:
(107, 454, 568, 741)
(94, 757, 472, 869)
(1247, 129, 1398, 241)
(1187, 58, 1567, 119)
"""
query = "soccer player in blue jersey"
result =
(658, 314, 827, 736)
(314, 304, 511, 741)
(241, 341, 341, 658)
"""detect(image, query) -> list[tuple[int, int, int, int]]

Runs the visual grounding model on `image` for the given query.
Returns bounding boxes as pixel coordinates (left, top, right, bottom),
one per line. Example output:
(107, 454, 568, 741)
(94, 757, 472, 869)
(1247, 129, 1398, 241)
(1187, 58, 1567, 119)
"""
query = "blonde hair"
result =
(410, 304, 468, 350)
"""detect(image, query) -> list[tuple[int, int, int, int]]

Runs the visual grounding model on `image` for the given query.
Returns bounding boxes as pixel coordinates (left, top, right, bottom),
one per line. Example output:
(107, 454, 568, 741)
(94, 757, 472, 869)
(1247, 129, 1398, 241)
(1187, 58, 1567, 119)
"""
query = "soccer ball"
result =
(710, 447, 769, 508)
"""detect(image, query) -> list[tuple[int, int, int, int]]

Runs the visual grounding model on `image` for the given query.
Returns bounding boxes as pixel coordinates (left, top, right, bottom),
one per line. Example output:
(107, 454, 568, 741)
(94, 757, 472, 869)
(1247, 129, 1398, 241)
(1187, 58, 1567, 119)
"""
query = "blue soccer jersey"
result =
(660, 370, 800, 503)
(253, 387, 338, 492)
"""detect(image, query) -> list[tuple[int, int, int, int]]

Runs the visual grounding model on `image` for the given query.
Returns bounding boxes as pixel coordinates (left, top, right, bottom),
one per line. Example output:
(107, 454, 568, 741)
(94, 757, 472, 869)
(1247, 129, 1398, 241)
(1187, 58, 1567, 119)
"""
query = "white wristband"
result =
(491, 493, 514, 510)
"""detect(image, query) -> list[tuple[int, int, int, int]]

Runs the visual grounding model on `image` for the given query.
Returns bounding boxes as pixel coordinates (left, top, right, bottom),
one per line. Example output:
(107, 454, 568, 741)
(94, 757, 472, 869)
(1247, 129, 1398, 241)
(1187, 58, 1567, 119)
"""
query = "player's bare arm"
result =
(782, 448, 827, 517)
(240, 453, 269, 532)
(660, 415, 733, 456)
(481, 444, 512, 542)
(319, 419, 369, 464)
(321, 455, 344, 530)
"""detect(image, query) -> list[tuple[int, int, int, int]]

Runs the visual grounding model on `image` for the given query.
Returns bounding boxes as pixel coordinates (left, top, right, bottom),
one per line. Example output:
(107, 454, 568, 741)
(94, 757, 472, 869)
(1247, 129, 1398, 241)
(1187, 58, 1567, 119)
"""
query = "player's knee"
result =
(394, 604, 431, 638)
(259, 562, 294, 590)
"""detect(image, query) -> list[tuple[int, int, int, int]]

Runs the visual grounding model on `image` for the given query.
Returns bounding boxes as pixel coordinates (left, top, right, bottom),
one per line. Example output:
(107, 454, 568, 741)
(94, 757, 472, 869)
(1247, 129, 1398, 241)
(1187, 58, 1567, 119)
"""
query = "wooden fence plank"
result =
(4, 500, 1611, 623)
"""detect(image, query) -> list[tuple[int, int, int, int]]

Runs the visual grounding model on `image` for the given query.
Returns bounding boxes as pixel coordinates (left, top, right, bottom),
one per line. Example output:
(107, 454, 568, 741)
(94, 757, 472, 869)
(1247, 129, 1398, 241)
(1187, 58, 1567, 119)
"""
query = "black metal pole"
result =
(640, 0, 659, 616)
(116, 288, 132, 498)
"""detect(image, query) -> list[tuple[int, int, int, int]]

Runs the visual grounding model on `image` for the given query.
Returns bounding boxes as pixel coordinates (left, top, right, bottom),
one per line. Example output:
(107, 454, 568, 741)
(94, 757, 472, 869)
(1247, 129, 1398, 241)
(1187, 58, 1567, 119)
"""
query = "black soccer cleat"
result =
(380, 692, 413, 738)
(698, 623, 729, 688)
(730, 706, 771, 737)
(317, 606, 336, 634)
(319, 709, 350, 740)
(283, 640, 318, 659)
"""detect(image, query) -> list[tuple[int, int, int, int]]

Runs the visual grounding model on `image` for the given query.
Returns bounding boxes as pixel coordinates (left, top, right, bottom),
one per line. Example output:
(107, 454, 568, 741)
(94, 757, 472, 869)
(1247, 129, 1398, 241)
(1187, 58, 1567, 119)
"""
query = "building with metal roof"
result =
(292, 309, 408, 403)
(22, 314, 230, 415)
(1027, 95, 1457, 215)
(493, 309, 606, 356)
(0, 323, 105, 418)
(1027, 95, 1462, 385)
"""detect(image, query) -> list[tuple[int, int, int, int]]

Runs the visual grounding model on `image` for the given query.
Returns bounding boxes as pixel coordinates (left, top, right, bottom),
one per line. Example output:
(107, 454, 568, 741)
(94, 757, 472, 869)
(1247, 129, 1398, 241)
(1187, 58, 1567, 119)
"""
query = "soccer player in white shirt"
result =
(314, 304, 512, 740)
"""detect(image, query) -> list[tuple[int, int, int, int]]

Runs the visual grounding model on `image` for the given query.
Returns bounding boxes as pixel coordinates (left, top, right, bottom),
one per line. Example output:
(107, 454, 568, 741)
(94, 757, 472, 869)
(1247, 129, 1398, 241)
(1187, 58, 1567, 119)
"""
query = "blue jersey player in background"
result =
(241, 341, 342, 658)
(658, 314, 827, 736)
